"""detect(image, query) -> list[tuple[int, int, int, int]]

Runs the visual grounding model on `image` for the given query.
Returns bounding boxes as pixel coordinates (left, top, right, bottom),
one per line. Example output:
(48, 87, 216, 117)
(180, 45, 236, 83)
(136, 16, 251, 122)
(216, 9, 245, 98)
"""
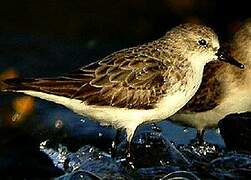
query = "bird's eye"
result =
(198, 39, 208, 47)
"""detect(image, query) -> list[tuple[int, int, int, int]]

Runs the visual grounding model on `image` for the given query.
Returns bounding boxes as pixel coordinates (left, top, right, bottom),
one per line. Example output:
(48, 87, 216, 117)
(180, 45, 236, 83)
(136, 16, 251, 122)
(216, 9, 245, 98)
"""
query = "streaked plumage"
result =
(0, 23, 243, 144)
(171, 19, 251, 137)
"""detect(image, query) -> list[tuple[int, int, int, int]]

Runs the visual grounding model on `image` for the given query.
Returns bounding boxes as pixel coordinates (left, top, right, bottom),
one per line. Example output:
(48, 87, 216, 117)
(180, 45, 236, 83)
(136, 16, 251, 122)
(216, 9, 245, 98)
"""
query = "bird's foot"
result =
(190, 129, 206, 145)
(111, 129, 126, 157)
(110, 129, 136, 170)
(125, 151, 136, 170)
(111, 141, 136, 170)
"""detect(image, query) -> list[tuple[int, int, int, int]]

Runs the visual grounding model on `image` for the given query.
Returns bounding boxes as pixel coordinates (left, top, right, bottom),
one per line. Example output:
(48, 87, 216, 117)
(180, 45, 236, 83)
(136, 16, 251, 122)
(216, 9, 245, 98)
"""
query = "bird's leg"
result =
(111, 128, 134, 165)
(111, 132, 136, 170)
(189, 129, 205, 145)
(111, 128, 137, 169)
(111, 128, 123, 157)
(125, 138, 136, 170)
(195, 129, 205, 144)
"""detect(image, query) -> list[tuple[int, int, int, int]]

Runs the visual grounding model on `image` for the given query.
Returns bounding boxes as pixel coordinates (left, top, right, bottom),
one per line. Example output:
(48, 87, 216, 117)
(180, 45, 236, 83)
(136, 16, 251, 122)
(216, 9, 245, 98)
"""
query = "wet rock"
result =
(65, 145, 128, 178)
(178, 141, 223, 163)
(208, 153, 251, 179)
(42, 144, 130, 179)
(176, 141, 225, 178)
(131, 131, 191, 169)
(151, 123, 162, 133)
(219, 112, 251, 152)
(161, 171, 200, 180)
(56, 170, 103, 180)
(42, 139, 195, 179)
(136, 167, 181, 179)
(40, 142, 69, 170)
(40, 126, 251, 179)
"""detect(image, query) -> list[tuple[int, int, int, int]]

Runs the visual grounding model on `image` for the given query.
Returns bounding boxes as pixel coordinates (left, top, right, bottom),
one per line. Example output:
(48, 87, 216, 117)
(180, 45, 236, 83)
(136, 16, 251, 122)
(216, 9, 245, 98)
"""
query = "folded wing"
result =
(2, 47, 171, 109)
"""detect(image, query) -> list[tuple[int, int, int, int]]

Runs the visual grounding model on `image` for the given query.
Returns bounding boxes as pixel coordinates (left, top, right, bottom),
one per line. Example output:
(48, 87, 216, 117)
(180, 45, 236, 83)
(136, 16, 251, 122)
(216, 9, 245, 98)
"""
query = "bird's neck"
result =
(188, 55, 206, 76)
(186, 55, 205, 95)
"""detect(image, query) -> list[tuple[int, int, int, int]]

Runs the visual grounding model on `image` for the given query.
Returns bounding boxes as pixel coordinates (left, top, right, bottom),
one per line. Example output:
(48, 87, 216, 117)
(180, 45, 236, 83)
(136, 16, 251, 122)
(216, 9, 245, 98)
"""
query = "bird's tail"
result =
(0, 80, 12, 92)
(0, 78, 29, 92)
(0, 76, 93, 100)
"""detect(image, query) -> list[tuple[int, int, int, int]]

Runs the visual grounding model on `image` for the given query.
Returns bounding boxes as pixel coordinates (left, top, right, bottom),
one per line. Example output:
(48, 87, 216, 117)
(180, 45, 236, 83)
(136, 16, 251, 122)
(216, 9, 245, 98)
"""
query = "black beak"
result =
(216, 47, 245, 69)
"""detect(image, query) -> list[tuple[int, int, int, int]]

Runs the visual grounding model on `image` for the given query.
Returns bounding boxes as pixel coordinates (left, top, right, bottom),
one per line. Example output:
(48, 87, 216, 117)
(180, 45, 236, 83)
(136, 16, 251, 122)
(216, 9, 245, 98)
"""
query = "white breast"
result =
(17, 63, 203, 138)
(17, 58, 205, 141)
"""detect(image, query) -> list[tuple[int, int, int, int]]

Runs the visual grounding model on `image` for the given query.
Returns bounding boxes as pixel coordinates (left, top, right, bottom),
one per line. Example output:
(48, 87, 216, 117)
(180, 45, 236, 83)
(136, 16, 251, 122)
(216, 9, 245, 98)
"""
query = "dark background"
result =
(0, 1, 250, 178)
(0, 0, 250, 78)
(1, 0, 250, 41)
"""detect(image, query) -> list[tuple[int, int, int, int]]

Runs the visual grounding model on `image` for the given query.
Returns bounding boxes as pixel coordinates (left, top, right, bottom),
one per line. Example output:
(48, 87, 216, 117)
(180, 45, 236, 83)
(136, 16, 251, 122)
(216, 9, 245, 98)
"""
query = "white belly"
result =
(17, 62, 204, 141)
(171, 87, 251, 131)
(17, 73, 201, 133)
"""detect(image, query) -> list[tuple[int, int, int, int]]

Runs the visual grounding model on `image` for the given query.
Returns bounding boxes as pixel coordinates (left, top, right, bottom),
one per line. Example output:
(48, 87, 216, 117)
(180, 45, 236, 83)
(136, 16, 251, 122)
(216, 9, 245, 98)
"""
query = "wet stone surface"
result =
(41, 135, 194, 179)
(208, 153, 251, 179)
(219, 112, 251, 152)
(40, 123, 251, 179)
(130, 132, 191, 169)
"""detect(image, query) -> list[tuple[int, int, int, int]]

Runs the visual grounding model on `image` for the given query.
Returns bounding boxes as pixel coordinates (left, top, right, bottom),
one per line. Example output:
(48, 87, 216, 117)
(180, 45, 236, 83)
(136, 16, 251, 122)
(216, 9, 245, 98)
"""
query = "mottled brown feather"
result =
(3, 41, 184, 109)
(180, 61, 225, 112)
(2, 26, 199, 110)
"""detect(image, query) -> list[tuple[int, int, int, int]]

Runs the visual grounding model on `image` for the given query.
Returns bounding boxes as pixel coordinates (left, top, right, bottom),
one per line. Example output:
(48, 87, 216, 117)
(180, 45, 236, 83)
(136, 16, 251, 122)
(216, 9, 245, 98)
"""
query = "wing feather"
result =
(180, 62, 224, 112)
(3, 44, 183, 109)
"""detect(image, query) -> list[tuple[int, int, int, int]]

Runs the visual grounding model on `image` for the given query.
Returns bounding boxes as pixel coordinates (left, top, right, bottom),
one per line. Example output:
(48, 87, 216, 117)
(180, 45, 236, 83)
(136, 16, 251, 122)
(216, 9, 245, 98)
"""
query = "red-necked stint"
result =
(172, 21, 251, 141)
(0, 23, 243, 146)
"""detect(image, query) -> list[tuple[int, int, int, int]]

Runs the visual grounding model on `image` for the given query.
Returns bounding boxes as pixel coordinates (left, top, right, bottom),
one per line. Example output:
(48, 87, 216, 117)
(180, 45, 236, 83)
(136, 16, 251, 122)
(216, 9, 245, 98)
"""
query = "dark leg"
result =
(111, 132, 136, 170)
(111, 129, 123, 157)
(126, 141, 135, 169)
(112, 129, 137, 169)
(195, 129, 205, 144)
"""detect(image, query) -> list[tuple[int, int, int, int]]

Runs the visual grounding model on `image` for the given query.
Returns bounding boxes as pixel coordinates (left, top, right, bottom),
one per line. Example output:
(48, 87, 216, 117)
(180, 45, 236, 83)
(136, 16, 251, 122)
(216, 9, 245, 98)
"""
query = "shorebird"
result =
(171, 20, 250, 141)
(0, 23, 243, 146)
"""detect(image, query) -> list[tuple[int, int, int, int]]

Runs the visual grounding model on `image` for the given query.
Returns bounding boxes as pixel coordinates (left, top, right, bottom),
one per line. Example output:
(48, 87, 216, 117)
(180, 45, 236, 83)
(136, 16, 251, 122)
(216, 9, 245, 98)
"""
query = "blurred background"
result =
(1, 0, 250, 41)
(0, 0, 250, 77)
(0, 0, 250, 179)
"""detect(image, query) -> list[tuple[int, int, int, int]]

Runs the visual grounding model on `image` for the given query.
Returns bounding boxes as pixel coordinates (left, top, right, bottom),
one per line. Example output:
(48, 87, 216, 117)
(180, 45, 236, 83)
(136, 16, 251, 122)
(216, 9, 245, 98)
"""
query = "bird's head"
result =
(165, 23, 244, 69)
(231, 19, 251, 66)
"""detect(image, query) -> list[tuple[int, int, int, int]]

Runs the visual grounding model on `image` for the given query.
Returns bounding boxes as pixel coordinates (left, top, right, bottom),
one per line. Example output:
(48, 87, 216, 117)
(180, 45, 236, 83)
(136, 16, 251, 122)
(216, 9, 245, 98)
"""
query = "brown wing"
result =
(180, 61, 224, 112)
(3, 47, 170, 109)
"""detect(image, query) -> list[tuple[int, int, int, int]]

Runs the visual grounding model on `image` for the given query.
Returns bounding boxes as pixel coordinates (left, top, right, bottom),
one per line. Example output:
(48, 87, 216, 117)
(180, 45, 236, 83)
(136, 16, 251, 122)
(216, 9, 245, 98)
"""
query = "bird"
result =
(171, 20, 251, 142)
(0, 23, 244, 147)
